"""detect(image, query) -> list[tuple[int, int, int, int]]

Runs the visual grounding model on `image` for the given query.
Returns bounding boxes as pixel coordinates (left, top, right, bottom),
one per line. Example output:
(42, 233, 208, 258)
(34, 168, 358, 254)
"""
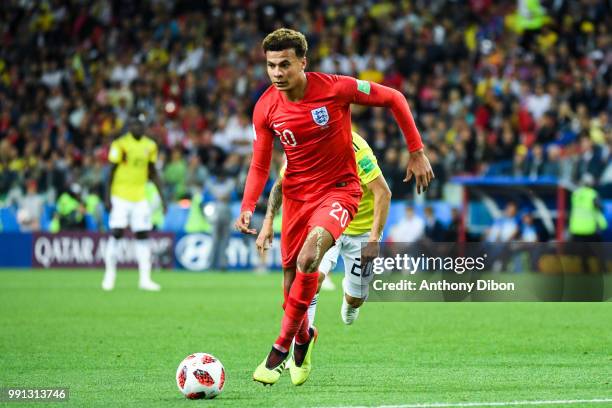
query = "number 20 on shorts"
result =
(329, 202, 349, 227)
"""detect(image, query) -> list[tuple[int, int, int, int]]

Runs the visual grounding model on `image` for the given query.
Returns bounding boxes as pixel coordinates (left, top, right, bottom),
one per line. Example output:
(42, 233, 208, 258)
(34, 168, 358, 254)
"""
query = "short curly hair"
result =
(262, 28, 308, 58)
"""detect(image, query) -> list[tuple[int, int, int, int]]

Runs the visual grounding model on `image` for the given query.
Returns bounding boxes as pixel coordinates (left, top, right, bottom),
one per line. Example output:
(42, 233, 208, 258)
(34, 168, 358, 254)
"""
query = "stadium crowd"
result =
(0, 0, 610, 232)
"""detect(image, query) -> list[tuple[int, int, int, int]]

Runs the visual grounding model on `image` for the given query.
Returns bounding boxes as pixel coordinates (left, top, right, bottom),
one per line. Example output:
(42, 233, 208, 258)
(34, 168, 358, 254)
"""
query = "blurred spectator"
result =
(574, 135, 605, 182)
(207, 170, 236, 270)
(388, 206, 425, 242)
(525, 144, 546, 179)
(569, 174, 607, 242)
(225, 111, 253, 157)
(16, 179, 44, 231)
(541, 145, 561, 178)
(445, 207, 461, 241)
(54, 184, 86, 231)
(519, 213, 539, 242)
(424, 206, 446, 242)
(79, 155, 105, 197)
(569, 173, 608, 273)
(485, 202, 519, 243)
(110, 54, 139, 87)
(486, 201, 520, 272)
(163, 147, 187, 200)
(525, 83, 552, 121)
(185, 154, 209, 197)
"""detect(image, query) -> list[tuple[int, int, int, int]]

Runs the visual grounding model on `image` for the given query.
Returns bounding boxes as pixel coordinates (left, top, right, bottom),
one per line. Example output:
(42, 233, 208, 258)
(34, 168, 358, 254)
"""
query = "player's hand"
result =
(256, 218, 274, 254)
(234, 210, 257, 235)
(404, 149, 435, 194)
(361, 240, 380, 273)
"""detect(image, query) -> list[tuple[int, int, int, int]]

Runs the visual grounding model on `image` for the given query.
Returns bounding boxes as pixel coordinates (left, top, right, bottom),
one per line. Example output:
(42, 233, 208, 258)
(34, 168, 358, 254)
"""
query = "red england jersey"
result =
(241, 72, 423, 213)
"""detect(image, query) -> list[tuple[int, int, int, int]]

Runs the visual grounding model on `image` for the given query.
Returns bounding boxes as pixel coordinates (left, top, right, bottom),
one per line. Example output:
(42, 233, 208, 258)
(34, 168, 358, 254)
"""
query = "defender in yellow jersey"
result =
(257, 132, 391, 326)
(102, 114, 166, 292)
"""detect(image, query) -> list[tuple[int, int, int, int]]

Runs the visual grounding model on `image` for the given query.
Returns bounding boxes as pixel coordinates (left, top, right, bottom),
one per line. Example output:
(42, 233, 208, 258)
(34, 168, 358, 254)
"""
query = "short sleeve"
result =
(356, 146, 382, 185)
(108, 140, 122, 164)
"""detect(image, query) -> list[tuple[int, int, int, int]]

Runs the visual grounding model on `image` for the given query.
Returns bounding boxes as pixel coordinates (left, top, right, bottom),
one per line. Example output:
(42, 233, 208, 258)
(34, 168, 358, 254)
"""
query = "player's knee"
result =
(296, 250, 318, 273)
(135, 231, 149, 240)
(346, 294, 364, 308)
(111, 229, 125, 239)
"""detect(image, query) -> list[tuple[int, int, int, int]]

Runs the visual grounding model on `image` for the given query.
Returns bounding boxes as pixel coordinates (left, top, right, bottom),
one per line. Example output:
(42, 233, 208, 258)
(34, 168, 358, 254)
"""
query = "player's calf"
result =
(102, 228, 125, 291)
(282, 267, 296, 308)
(135, 230, 161, 291)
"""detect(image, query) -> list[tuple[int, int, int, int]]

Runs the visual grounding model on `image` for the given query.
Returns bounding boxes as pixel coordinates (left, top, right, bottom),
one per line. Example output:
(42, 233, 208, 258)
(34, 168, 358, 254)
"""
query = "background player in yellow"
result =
(257, 131, 391, 325)
(102, 113, 166, 291)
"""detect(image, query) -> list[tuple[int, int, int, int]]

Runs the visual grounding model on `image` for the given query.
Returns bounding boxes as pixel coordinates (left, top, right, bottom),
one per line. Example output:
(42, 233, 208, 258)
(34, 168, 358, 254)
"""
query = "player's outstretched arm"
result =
(335, 77, 434, 193)
(366, 174, 392, 243)
(105, 164, 118, 212)
(362, 174, 392, 265)
(256, 178, 283, 253)
(236, 101, 275, 235)
(148, 163, 167, 213)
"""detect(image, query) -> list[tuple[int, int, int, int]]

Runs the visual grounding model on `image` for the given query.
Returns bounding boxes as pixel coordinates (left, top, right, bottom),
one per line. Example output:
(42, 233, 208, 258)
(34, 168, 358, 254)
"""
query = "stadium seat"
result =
(468, 201, 493, 233)
(484, 160, 513, 176)
(0, 207, 20, 232)
(163, 203, 190, 232)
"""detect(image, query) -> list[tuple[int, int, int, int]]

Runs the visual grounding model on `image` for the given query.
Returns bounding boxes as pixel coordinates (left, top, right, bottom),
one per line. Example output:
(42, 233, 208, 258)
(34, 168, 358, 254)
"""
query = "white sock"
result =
(104, 236, 117, 284)
(135, 239, 152, 284)
(307, 293, 319, 327)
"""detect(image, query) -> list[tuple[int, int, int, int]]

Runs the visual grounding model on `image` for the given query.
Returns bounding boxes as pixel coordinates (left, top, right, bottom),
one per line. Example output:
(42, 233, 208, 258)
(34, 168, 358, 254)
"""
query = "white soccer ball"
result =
(176, 353, 226, 399)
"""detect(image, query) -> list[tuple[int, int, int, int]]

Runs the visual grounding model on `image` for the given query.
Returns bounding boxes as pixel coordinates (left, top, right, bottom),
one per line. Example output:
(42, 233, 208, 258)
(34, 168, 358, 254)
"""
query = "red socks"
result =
(275, 271, 319, 351)
(295, 316, 310, 344)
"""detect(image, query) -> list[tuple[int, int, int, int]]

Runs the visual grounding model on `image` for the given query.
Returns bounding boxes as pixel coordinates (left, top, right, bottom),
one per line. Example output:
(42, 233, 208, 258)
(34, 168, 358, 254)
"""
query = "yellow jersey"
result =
(279, 132, 382, 236)
(344, 132, 381, 235)
(108, 133, 158, 202)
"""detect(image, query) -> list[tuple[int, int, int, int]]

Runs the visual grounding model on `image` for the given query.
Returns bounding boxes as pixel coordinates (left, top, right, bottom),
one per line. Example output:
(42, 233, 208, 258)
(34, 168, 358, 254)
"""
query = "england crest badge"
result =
(311, 106, 329, 126)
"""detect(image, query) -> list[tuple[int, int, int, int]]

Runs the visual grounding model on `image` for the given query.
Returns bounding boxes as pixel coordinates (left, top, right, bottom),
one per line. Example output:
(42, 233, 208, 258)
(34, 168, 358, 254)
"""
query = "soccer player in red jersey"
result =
(235, 28, 434, 386)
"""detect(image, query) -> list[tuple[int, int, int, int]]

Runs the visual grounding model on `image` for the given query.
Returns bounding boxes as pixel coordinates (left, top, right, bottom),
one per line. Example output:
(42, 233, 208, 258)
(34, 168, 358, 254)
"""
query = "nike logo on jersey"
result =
(272, 122, 286, 128)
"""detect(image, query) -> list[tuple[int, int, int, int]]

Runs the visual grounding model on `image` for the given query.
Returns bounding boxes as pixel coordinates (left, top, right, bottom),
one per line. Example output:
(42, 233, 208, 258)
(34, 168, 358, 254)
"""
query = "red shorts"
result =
(281, 189, 361, 269)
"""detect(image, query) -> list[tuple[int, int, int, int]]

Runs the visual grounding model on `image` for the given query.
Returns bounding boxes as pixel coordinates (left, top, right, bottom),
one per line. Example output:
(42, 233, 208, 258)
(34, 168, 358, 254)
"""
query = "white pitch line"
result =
(318, 398, 612, 408)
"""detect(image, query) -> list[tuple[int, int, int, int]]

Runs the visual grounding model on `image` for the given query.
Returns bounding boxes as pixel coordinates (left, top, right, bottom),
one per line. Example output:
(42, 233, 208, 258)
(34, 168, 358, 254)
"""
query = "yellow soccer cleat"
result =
(253, 357, 286, 386)
(289, 327, 318, 386)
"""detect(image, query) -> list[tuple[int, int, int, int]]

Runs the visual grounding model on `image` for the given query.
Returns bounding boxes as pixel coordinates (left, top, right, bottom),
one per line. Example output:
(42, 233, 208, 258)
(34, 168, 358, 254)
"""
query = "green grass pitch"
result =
(0, 270, 611, 407)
